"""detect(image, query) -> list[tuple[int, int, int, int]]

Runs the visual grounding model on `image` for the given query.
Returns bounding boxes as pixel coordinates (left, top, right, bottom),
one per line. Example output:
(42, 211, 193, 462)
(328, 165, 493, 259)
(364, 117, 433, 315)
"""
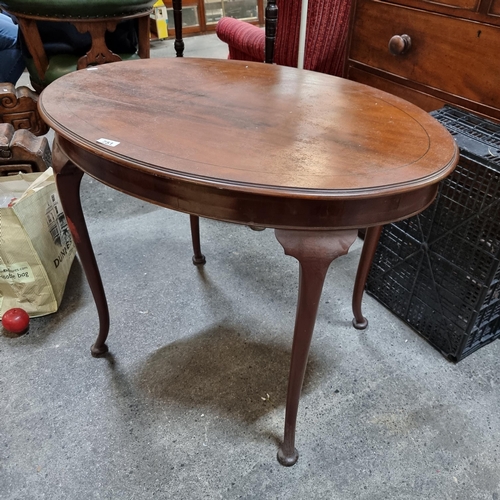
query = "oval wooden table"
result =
(38, 58, 458, 466)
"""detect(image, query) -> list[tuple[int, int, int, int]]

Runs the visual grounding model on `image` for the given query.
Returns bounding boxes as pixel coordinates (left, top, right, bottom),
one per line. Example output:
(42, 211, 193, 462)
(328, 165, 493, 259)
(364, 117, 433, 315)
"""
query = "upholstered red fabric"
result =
(272, 0, 300, 68)
(216, 17, 264, 62)
(215, 0, 352, 77)
(305, 0, 352, 76)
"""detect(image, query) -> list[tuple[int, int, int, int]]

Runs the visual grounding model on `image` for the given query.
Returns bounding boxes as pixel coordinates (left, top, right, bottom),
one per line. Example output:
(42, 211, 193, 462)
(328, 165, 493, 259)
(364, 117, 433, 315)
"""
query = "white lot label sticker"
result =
(0, 262, 35, 283)
(97, 138, 120, 147)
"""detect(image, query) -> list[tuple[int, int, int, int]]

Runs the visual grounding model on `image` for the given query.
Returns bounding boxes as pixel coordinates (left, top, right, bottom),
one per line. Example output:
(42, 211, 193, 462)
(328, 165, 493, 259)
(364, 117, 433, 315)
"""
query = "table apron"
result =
(56, 136, 440, 230)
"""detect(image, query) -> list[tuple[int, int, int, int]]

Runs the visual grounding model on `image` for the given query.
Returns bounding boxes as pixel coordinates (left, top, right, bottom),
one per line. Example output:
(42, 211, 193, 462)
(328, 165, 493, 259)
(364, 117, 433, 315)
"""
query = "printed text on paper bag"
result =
(0, 262, 35, 283)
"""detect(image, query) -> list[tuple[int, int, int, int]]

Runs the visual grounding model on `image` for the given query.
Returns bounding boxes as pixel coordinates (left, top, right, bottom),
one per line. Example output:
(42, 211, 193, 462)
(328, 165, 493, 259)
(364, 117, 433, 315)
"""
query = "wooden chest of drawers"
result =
(345, 0, 500, 121)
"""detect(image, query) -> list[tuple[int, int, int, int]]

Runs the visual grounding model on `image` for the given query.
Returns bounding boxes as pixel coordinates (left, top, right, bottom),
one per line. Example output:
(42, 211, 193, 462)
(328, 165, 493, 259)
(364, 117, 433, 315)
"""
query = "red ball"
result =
(2, 308, 30, 335)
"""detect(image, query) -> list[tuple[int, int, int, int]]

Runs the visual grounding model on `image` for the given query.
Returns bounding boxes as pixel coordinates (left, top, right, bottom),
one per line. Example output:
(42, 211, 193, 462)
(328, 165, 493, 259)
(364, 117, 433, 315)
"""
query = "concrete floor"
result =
(2, 34, 500, 500)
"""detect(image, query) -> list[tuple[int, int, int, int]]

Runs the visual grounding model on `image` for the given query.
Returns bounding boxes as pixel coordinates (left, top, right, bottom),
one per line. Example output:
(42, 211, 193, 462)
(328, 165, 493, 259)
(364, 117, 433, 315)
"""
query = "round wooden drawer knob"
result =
(388, 34, 412, 55)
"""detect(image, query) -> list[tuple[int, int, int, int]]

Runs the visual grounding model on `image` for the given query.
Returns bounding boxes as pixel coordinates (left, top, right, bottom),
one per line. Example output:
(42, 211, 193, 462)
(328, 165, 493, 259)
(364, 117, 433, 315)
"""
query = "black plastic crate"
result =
(366, 105, 500, 361)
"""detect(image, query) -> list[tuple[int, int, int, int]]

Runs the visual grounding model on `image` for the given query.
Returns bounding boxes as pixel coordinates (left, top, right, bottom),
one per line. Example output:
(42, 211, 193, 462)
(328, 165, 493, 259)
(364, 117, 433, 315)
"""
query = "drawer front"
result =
(348, 0, 500, 112)
(348, 67, 446, 111)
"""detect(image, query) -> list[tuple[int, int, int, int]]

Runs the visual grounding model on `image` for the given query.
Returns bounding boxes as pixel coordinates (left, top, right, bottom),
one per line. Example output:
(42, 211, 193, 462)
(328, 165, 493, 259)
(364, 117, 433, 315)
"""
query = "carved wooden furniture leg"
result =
(0, 122, 51, 174)
(16, 18, 49, 81)
(352, 225, 383, 330)
(189, 214, 206, 265)
(52, 141, 110, 357)
(0, 83, 49, 136)
(137, 14, 151, 59)
(275, 229, 358, 466)
(172, 0, 184, 57)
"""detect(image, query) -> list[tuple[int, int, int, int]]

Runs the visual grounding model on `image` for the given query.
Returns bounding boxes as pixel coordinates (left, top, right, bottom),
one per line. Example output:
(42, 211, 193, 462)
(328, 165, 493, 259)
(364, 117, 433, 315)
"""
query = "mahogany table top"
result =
(39, 58, 458, 229)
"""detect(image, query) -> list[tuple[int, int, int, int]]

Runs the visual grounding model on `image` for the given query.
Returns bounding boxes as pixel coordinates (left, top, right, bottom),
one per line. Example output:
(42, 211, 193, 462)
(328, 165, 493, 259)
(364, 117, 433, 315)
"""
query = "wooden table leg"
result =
(274, 229, 358, 466)
(189, 215, 206, 265)
(351, 225, 383, 330)
(52, 140, 110, 357)
(172, 0, 184, 57)
(137, 13, 151, 59)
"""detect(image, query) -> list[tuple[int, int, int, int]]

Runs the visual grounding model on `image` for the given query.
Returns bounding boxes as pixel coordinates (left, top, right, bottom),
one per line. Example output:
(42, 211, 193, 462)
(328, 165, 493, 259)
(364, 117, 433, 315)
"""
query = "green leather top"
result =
(0, 0, 155, 18)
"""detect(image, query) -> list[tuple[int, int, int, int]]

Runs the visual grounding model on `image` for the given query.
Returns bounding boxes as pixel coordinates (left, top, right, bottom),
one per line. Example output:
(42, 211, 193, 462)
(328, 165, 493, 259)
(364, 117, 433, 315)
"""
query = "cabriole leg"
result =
(274, 229, 357, 466)
(52, 139, 110, 357)
(352, 225, 383, 330)
(189, 215, 206, 265)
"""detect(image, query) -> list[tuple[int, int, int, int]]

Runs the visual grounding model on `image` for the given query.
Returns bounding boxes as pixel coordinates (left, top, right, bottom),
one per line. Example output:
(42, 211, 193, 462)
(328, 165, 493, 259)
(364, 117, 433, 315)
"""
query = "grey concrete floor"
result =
(2, 34, 500, 500)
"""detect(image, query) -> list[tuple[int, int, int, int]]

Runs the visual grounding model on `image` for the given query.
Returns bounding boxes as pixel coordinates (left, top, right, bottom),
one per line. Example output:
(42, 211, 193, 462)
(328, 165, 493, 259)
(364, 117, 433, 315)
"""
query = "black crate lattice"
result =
(366, 106, 500, 361)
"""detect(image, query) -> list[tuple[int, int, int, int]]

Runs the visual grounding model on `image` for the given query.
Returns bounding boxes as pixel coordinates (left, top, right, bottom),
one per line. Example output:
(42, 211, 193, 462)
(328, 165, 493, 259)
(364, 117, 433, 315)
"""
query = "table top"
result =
(39, 58, 458, 229)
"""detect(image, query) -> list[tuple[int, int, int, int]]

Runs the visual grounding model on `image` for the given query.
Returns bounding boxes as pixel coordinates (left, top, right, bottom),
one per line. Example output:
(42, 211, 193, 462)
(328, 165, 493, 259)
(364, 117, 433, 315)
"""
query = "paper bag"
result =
(0, 168, 76, 317)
